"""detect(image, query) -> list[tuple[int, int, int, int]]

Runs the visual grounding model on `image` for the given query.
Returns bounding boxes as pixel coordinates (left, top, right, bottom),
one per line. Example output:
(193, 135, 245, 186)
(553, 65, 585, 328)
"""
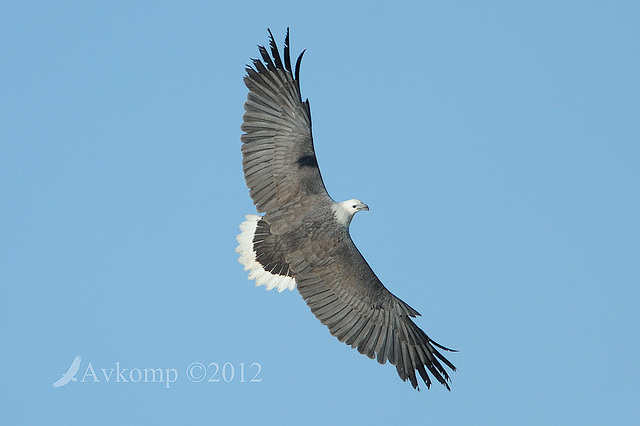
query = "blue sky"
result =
(2, 1, 639, 424)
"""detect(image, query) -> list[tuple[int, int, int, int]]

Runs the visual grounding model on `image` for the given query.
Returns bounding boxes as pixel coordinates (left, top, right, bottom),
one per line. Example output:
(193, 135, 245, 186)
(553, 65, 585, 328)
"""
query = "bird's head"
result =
(333, 199, 369, 227)
(347, 199, 369, 213)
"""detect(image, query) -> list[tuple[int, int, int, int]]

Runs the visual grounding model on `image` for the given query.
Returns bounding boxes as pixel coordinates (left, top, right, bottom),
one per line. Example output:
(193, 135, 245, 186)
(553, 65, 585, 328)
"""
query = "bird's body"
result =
(236, 29, 456, 390)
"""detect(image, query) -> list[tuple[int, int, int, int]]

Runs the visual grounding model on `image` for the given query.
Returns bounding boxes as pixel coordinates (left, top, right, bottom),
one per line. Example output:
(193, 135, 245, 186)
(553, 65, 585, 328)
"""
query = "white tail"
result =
(236, 214, 296, 292)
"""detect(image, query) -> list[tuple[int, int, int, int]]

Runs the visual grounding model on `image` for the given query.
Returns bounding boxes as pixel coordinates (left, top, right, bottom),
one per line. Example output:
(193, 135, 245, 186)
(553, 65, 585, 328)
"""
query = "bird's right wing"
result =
(69, 356, 81, 374)
(241, 29, 331, 217)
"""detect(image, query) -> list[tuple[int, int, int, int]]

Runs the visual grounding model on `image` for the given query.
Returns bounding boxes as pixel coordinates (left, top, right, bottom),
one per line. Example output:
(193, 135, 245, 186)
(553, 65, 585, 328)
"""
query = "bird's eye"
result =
(352, 205, 357, 208)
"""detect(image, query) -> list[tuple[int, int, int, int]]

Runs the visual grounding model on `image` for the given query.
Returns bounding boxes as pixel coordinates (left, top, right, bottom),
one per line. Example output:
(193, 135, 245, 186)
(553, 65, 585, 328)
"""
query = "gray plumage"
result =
(238, 29, 456, 390)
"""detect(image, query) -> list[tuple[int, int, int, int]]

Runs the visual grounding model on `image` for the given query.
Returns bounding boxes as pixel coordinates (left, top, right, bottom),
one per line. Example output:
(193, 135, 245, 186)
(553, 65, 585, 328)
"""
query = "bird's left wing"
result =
(286, 222, 457, 390)
(52, 377, 68, 388)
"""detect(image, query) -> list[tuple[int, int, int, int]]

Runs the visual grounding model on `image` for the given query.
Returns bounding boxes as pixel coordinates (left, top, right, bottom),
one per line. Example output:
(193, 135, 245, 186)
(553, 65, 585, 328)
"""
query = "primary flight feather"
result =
(236, 29, 456, 390)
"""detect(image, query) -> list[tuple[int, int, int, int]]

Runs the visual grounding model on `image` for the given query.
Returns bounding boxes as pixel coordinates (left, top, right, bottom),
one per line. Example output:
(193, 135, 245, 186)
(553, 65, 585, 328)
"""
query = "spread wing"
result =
(240, 29, 456, 390)
(68, 355, 81, 375)
(241, 29, 331, 215)
(286, 219, 457, 390)
(52, 376, 69, 388)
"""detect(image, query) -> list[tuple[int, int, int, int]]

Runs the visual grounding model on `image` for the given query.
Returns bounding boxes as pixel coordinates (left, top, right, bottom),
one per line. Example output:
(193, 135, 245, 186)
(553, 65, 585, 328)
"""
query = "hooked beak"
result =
(361, 203, 369, 211)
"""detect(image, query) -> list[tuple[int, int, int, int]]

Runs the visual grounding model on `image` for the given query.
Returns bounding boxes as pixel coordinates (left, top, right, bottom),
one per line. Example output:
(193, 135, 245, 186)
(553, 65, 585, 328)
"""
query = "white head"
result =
(332, 198, 369, 227)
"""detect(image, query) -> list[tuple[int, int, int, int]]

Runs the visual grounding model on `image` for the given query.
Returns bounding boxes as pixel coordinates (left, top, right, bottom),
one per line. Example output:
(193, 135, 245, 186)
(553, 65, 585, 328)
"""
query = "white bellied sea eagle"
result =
(236, 29, 456, 390)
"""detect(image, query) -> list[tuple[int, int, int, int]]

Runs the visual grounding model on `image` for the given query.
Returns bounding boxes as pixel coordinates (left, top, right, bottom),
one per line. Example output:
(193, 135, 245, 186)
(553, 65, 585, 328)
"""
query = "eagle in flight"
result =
(236, 29, 456, 390)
